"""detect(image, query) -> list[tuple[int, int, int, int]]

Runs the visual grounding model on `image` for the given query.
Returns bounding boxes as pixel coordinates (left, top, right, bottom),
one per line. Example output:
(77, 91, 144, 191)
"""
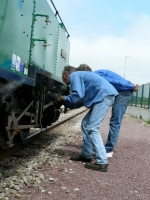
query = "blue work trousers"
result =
(105, 91, 132, 153)
(81, 95, 115, 164)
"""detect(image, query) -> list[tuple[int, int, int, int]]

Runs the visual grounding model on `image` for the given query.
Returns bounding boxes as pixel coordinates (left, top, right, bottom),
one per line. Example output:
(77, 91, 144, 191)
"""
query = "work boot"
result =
(92, 152, 95, 156)
(85, 163, 108, 172)
(70, 154, 92, 162)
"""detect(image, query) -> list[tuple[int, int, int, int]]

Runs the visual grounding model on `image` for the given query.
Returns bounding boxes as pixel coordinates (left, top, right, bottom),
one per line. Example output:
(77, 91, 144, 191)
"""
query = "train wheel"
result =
(53, 108, 60, 122)
(0, 124, 9, 150)
(0, 116, 17, 150)
(41, 106, 57, 127)
(17, 116, 31, 141)
(16, 90, 31, 141)
(51, 108, 57, 123)
(0, 112, 10, 149)
(56, 109, 60, 121)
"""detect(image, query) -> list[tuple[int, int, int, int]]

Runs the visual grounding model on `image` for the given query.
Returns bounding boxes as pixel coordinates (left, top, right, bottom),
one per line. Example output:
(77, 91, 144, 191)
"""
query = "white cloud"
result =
(69, 14, 150, 85)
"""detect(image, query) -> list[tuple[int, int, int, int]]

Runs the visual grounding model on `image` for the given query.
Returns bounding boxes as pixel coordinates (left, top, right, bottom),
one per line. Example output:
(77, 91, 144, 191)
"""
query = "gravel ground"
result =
(1, 107, 150, 200)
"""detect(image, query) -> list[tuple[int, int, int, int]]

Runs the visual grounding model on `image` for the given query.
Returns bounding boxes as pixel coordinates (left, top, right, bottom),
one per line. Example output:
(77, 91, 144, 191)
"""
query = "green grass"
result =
(146, 119, 150, 124)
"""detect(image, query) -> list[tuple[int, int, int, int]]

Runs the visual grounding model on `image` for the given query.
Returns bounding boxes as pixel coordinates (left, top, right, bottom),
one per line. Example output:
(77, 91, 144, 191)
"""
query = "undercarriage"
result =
(0, 83, 60, 149)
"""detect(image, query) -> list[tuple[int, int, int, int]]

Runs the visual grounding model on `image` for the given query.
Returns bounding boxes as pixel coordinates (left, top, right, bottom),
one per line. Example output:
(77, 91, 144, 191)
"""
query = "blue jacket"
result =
(65, 71, 118, 109)
(94, 70, 134, 91)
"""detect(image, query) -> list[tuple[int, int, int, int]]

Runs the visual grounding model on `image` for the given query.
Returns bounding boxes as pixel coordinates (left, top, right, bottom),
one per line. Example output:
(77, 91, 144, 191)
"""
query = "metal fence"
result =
(129, 82, 150, 109)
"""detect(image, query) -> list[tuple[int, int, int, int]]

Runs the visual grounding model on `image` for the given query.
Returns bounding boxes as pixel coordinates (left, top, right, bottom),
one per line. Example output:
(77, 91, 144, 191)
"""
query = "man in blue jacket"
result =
(55, 65, 118, 172)
(77, 64, 138, 158)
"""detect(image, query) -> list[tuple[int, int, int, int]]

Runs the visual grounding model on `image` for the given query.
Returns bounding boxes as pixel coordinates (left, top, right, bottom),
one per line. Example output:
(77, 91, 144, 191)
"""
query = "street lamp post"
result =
(124, 56, 130, 78)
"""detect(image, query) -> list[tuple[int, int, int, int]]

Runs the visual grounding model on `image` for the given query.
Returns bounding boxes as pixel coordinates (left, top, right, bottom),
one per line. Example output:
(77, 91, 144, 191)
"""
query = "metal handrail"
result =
(50, 0, 70, 38)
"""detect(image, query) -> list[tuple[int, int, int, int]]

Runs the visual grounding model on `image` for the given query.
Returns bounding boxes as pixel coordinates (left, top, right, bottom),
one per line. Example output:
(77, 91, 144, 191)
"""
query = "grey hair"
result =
(63, 65, 77, 75)
(76, 64, 92, 71)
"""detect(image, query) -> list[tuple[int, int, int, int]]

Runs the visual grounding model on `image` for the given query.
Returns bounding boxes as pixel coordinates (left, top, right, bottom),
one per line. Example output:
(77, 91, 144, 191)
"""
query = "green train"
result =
(0, 0, 70, 149)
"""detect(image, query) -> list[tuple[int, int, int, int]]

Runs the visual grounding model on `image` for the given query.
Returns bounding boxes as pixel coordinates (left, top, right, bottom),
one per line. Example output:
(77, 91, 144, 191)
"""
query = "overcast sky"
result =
(53, 0, 150, 85)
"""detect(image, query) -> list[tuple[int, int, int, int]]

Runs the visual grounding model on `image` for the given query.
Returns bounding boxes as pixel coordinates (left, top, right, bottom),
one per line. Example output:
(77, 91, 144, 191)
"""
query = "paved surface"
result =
(7, 108, 150, 200)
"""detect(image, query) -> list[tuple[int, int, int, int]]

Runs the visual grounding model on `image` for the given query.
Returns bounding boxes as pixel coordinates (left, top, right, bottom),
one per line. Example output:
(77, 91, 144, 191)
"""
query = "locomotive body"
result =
(0, 0, 70, 149)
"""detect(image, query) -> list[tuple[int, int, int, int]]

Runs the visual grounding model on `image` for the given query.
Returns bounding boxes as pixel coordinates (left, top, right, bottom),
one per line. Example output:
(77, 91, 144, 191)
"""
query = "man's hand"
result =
(54, 94, 66, 106)
(133, 84, 139, 92)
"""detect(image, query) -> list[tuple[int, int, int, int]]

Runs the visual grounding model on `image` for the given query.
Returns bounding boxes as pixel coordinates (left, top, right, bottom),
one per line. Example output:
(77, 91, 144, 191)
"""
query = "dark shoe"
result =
(92, 152, 95, 156)
(85, 163, 108, 172)
(70, 155, 92, 162)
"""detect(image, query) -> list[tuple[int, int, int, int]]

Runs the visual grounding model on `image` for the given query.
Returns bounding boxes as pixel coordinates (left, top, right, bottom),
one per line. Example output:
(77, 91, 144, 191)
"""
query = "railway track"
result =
(0, 107, 88, 161)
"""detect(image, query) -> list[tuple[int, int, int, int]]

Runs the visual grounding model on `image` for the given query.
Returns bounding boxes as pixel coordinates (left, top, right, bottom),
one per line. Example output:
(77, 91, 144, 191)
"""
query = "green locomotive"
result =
(0, 0, 70, 149)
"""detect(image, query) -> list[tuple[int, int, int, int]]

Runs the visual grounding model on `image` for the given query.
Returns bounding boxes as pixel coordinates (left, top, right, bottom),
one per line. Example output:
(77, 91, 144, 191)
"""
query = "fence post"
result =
(135, 90, 138, 107)
(141, 84, 144, 108)
(130, 93, 133, 106)
(148, 84, 150, 109)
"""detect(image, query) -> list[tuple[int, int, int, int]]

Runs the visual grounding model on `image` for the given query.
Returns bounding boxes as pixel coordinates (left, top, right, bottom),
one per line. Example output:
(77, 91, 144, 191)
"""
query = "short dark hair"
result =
(77, 64, 92, 71)
(63, 65, 77, 75)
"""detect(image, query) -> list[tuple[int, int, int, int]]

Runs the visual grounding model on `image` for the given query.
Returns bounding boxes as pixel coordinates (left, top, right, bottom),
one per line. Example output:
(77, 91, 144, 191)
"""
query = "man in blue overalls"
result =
(55, 65, 118, 172)
(77, 64, 138, 158)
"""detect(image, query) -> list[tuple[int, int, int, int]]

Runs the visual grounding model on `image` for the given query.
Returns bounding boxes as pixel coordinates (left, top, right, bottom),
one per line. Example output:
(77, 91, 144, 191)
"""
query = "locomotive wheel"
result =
(17, 116, 31, 141)
(51, 108, 57, 123)
(0, 117, 17, 150)
(0, 112, 10, 149)
(50, 107, 60, 123)
(0, 124, 9, 150)
(41, 106, 60, 127)
(16, 90, 31, 141)
(53, 109, 60, 122)
(41, 107, 53, 128)
(56, 109, 60, 121)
